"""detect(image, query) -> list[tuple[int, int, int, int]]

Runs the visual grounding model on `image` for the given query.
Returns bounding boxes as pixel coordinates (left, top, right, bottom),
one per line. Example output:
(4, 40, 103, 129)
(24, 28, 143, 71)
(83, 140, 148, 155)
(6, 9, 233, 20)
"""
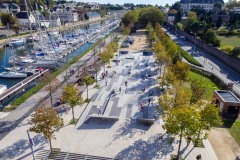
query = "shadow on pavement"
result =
(0, 134, 47, 160)
(115, 134, 174, 160)
(78, 117, 117, 130)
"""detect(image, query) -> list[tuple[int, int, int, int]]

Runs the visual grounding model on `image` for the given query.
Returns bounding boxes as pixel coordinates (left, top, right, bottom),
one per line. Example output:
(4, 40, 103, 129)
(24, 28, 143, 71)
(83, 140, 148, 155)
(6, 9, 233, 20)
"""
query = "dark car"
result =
(122, 43, 130, 48)
(0, 34, 6, 38)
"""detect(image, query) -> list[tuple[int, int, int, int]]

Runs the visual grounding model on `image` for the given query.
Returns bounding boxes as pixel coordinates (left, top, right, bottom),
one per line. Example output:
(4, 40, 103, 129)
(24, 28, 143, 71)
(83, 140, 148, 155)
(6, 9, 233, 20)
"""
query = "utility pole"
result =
(24, 0, 34, 44)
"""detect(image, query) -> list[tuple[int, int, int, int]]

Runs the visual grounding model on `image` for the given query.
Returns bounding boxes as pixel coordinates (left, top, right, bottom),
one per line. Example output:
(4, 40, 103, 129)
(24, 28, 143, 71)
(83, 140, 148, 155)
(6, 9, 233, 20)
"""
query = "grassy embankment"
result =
(177, 46, 203, 67)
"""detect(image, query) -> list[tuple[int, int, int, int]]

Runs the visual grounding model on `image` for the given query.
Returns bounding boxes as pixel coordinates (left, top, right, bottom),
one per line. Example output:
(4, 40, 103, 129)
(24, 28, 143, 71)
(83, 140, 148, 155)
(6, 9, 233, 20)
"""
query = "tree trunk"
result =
(87, 86, 89, 100)
(72, 106, 75, 123)
(49, 138, 52, 152)
(177, 130, 183, 160)
(50, 92, 53, 107)
(160, 64, 162, 77)
(95, 71, 98, 86)
(195, 129, 201, 147)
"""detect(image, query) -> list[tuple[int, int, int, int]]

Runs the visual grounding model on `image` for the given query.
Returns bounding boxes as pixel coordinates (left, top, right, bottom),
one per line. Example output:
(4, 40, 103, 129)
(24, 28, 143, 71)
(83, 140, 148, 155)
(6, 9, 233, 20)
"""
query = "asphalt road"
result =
(163, 28, 240, 94)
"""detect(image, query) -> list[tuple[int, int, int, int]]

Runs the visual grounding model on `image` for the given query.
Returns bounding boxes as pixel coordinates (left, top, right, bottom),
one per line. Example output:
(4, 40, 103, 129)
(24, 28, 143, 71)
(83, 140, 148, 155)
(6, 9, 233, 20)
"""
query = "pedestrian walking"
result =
(105, 80, 107, 86)
(106, 71, 108, 76)
(125, 81, 128, 87)
(148, 98, 151, 105)
(119, 87, 121, 93)
(102, 73, 104, 79)
(140, 103, 144, 112)
(100, 106, 103, 115)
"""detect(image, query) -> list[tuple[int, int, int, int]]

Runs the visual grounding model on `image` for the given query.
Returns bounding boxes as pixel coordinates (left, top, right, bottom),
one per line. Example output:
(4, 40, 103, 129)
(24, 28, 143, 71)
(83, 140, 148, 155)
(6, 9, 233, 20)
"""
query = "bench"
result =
(137, 118, 155, 126)
(89, 115, 119, 122)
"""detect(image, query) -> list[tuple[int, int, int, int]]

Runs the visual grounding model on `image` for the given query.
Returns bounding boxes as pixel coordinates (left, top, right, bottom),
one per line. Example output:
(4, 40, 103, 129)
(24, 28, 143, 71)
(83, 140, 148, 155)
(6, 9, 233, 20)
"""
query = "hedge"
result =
(177, 45, 203, 67)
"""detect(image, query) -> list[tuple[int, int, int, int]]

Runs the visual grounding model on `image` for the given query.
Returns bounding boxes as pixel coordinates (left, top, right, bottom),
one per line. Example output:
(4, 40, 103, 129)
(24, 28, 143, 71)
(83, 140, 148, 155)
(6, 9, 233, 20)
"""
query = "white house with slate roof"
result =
(15, 11, 36, 27)
(180, 0, 224, 14)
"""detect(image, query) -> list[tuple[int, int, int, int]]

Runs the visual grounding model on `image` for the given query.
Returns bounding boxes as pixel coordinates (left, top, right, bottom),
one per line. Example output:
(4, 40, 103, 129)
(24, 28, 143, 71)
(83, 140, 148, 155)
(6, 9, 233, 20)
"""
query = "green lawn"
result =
(189, 71, 220, 100)
(219, 35, 240, 48)
(224, 119, 240, 146)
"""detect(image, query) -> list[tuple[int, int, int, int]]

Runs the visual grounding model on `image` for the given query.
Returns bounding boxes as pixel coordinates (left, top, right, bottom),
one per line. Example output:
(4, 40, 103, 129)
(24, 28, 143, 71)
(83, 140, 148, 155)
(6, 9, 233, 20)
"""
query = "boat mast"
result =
(24, 0, 34, 44)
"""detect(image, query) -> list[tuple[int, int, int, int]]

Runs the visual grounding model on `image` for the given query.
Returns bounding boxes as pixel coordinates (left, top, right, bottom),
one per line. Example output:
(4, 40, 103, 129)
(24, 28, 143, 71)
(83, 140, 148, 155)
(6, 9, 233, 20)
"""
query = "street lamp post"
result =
(194, 33, 196, 54)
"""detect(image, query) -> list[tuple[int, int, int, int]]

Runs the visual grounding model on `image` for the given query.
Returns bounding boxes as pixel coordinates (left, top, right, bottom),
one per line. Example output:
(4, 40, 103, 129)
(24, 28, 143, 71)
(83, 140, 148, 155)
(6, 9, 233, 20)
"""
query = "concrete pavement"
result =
(0, 30, 219, 160)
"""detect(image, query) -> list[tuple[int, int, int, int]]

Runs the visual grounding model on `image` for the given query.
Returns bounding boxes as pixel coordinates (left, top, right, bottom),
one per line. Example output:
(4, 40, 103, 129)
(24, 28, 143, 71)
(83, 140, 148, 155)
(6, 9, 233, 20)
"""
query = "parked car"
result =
(0, 34, 6, 38)
(179, 35, 186, 41)
(122, 43, 130, 48)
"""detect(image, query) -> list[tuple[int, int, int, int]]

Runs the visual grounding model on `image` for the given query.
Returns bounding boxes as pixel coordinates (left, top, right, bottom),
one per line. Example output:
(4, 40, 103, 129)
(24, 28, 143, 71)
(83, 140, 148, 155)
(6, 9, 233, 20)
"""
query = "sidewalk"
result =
(0, 31, 118, 140)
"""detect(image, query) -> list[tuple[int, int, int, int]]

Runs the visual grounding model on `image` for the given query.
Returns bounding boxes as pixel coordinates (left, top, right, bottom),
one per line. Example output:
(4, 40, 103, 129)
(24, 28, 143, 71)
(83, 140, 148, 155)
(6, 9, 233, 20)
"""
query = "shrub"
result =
(230, 47, 240, 57)
(221, 45, 233, 53)
(177, 46, 203, 67)
(176, 22, 183, 31)
(213, 38, 221, 47)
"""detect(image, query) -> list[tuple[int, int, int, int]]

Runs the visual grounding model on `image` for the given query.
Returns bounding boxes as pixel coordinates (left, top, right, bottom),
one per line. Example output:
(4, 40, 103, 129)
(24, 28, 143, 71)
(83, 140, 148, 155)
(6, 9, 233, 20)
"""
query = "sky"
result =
(75, 0, 229, 6)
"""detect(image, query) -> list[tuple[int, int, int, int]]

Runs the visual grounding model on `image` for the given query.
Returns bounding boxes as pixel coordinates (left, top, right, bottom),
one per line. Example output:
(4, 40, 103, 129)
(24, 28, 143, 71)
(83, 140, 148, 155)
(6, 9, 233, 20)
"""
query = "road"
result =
(163, 28, 240, 95)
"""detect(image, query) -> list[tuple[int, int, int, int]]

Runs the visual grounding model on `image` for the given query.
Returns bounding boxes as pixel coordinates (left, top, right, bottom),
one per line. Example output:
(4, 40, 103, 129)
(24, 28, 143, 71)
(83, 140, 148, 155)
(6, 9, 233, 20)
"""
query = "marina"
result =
(0, 17, 120, 106)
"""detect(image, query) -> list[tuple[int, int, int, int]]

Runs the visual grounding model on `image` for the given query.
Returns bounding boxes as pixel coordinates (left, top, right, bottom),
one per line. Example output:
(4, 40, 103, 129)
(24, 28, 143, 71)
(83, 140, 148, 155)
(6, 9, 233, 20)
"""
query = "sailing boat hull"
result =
(0, 72, 27, 78)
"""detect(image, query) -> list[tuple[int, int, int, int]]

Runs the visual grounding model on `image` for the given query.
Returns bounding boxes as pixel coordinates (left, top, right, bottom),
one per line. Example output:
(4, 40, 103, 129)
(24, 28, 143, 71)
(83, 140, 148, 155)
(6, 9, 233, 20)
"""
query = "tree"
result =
(43, 72, 60, 107)
(230, 47, 240, 57)
(100, 10, 106, 18)
(84, 13, 89, 20)
(0, 13, 18, 27)
(160, 67, 176, 89)
(170, 2, 181, 11)
(139, 7, 165, 26)
(154, 41, 170, 76)
(99, 50, 111, 72)
(12, 23, 21, 34)
(82, 75, 95, 100)
(172, 61, 190, 82)
(175, 10, 183, 24)
(162, 106, 196, 159)
(190, 79, 206, 104)
(29, 107, 63, 151)
(92, 61, 100, 87)
(185, 11, 197, 31)
(62, 84, 83, 123)
(176, 22, 183, 30)
(193, 103, 222, 146)
(216, 16, 222, 28)
(203, 29, 217, 44)
(121, 10, 139, 27)
(190, 20, 206, 36)
(165, 40, 178, 62)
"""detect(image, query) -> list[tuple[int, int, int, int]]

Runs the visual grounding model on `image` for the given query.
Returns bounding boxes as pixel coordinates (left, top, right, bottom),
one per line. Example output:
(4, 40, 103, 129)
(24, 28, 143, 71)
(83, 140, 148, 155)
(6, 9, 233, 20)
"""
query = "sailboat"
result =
(0, 24, 27, 79)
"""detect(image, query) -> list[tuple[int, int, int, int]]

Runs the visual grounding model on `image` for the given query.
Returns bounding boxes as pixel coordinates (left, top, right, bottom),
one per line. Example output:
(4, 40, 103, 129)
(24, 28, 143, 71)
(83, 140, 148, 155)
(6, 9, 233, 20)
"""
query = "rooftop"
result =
(215, 90, 240, 103)
(180, 0, 224, 4)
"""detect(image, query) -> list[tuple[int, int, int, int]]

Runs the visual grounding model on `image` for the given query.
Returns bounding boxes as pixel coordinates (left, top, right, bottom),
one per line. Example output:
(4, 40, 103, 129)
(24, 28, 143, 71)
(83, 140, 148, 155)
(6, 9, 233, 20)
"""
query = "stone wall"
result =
(176, 29, 240, 74)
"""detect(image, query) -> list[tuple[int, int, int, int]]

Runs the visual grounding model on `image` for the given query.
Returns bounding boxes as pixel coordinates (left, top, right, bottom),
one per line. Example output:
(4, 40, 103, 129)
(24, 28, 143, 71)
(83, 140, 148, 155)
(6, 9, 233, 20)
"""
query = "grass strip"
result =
(224, 120, 240, 146)
(189, 71, 220, 100)
(178, 45, 203, 67)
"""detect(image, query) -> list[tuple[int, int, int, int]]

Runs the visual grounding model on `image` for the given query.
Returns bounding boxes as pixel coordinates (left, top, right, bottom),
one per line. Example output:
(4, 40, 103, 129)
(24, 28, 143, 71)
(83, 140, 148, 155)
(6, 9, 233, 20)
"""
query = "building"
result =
(212, 15, 230, 24)
(9, 3, 20, 14)
(52, 11, 78, 23)
(180, 0, 224, 14)
(86, 12, 101, 20)
(0, 3, 9, 13)
(15, 11, 36, 27)
(213, 90, 240, 118)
